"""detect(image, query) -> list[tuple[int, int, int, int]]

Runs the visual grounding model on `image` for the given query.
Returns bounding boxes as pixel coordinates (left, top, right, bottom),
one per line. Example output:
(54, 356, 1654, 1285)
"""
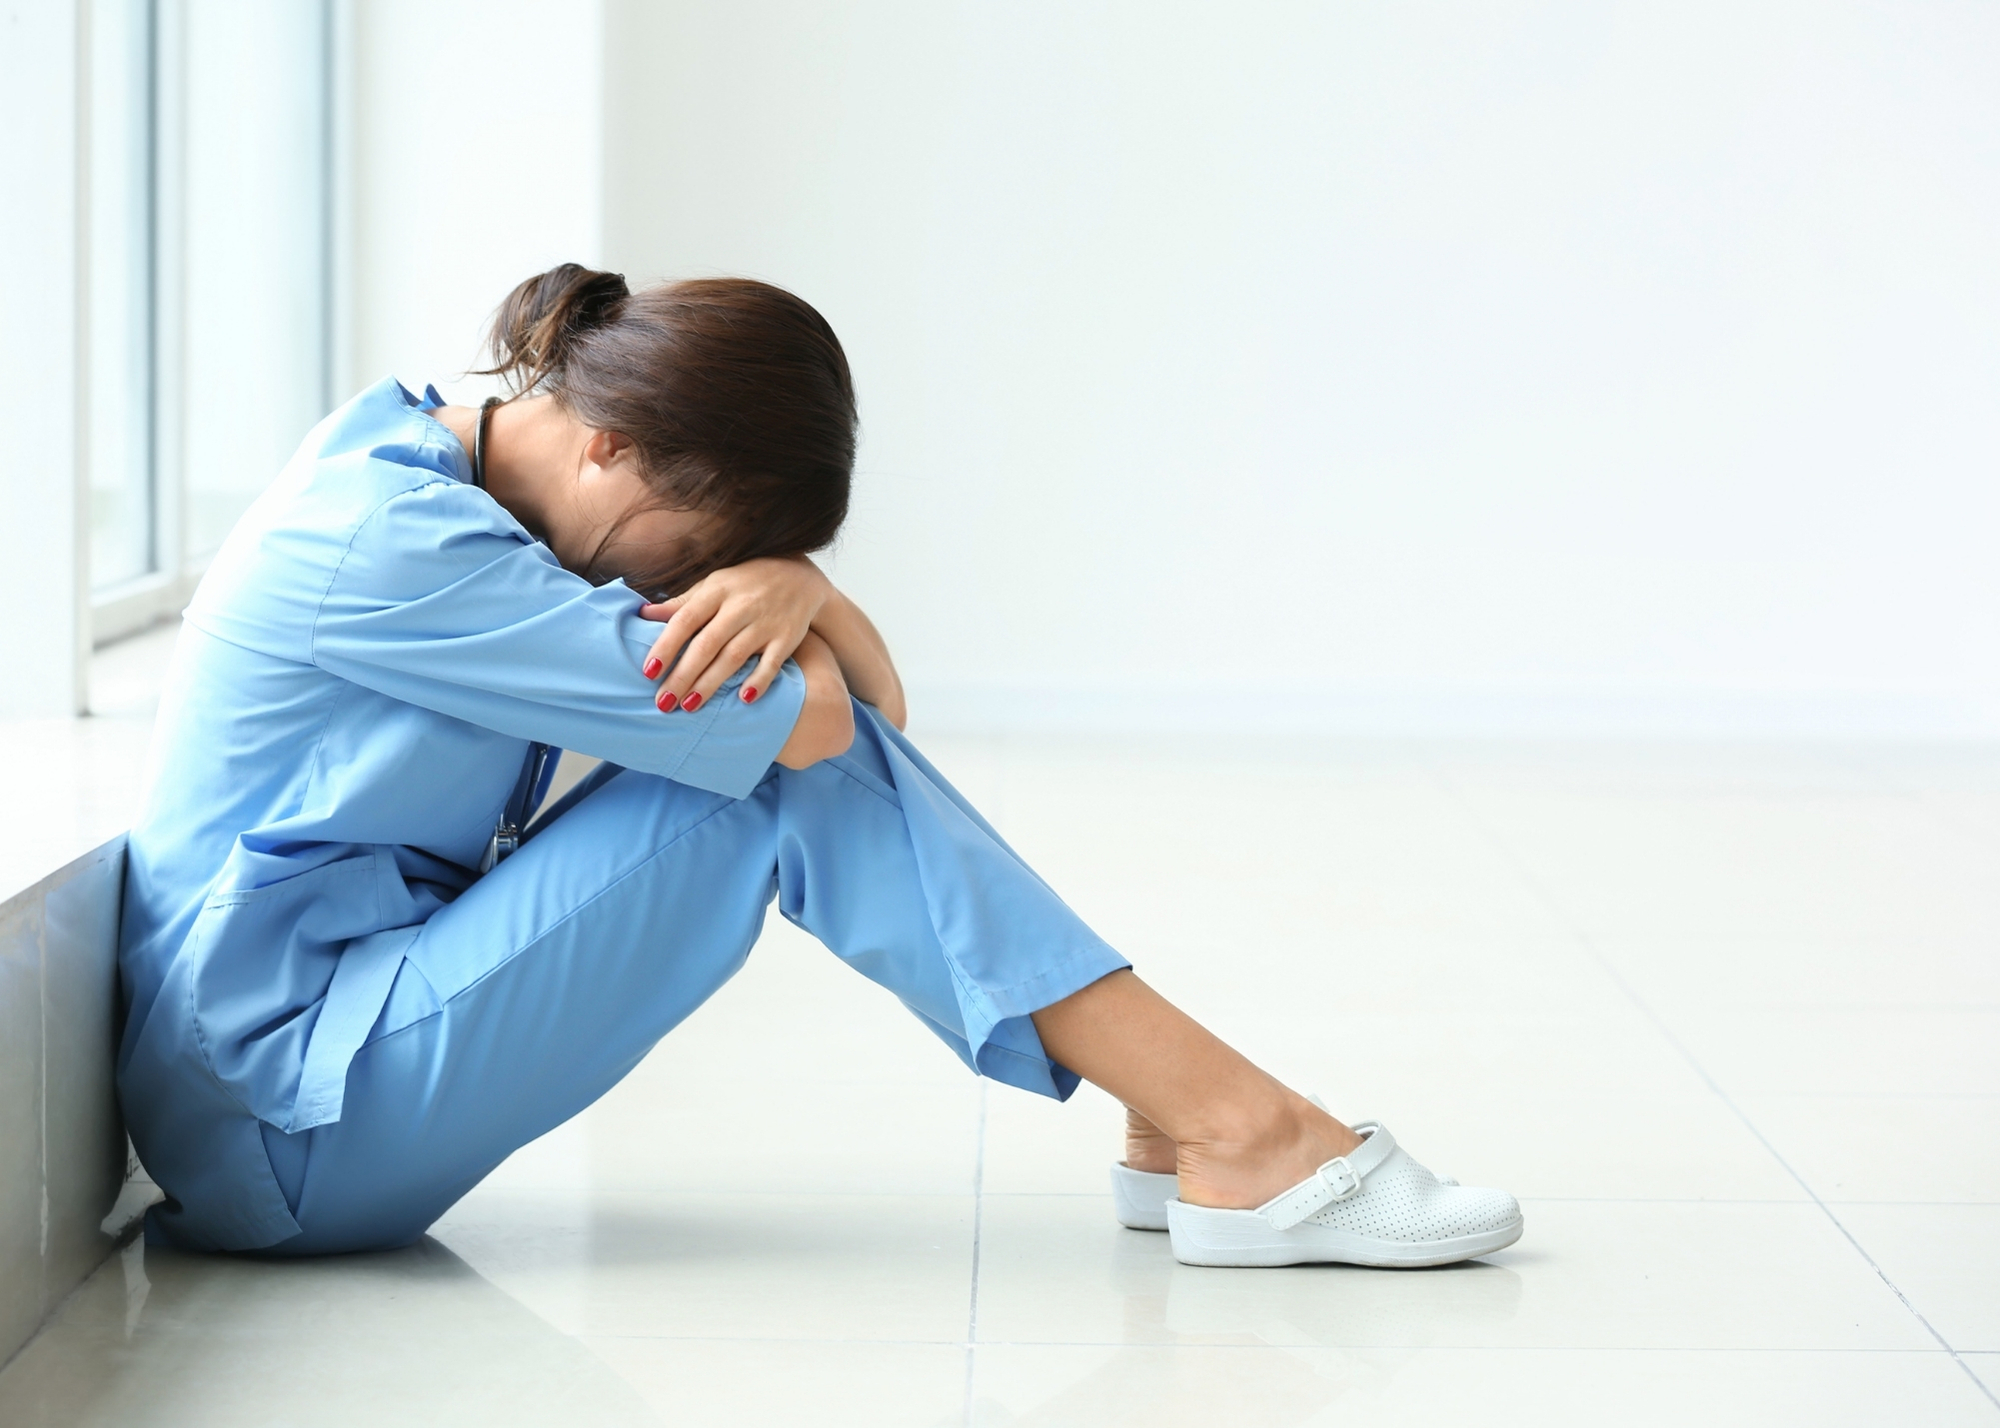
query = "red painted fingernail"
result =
(742, 686, 759, 703)
(642, 657, 662, 680)
(682, 692, 704, 712)
(656, 690, 679, 712)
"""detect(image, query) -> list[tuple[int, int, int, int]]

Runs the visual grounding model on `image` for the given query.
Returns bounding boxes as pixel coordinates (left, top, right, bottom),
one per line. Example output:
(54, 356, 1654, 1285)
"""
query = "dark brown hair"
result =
(478, 264, 856, 598)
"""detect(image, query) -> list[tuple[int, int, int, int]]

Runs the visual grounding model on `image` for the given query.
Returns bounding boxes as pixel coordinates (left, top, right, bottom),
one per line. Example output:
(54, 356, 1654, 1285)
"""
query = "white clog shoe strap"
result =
(1256, 1123, 1399, 1231)
(1351, 1118, 1456, 1184)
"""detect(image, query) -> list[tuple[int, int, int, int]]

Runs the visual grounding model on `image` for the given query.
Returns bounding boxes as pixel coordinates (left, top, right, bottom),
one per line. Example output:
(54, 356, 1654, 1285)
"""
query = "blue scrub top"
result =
(118, 377, 806, 1154)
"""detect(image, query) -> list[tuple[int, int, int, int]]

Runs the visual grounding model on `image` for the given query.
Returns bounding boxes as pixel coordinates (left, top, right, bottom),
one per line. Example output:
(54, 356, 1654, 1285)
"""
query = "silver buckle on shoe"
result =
(1315, 1155, 1363, 1202)
(1261, 1154, 1366, 1230)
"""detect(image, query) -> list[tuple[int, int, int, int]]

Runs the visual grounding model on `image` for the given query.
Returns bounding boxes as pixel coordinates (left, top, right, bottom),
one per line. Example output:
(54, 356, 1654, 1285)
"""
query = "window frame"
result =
(89, 0, 346, 647)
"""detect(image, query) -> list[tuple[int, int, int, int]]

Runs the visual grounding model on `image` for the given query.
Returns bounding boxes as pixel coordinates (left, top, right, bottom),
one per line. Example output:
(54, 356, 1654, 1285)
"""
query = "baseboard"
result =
(901, 681, 2000, 742)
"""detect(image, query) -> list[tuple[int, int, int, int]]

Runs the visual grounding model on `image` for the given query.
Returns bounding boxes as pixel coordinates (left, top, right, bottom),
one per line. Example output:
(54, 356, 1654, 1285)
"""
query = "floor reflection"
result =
(0, 1236, 662, 1427)
(1157, 1252, 1528, 1348)
(971, 1230, 1527, 1426)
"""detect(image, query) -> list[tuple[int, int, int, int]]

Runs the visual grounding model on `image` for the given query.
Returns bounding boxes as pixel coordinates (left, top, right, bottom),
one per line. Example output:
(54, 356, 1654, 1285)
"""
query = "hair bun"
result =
(480, 263, 630, 394)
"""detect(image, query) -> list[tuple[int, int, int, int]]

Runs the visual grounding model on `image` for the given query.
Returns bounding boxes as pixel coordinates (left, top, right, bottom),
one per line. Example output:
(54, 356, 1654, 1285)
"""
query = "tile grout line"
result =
(1430, 766, 2000, 1416)
(959, 735, 1008, 1428)
(961, 1076, 988, 1428)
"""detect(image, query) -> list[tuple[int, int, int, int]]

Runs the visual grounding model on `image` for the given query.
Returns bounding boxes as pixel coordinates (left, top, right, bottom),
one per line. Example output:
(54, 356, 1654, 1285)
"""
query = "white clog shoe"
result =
(1110, 1111, 1461, 1233)
(1110, 1161, 1179, 1230)
(1113, 1094, 1357, 1232)
(1165, 1123, 1521, 1267)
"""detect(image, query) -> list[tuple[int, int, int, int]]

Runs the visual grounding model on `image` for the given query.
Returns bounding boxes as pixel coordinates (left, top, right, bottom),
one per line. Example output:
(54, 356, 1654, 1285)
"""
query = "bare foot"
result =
(1173, 1092, 1363, 1210)
(1031, 970, 1365, 1211)
(1123, 1106, 1177, 1174)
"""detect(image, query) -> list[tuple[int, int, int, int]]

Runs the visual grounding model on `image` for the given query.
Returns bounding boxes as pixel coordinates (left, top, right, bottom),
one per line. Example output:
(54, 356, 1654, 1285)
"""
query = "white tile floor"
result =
(2, 705, 1996, 1424)
(2, 621, 174, 906)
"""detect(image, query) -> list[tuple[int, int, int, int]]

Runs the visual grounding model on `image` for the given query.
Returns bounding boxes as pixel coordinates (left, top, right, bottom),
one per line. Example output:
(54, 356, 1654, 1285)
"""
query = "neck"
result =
(435, 396, 571, 543)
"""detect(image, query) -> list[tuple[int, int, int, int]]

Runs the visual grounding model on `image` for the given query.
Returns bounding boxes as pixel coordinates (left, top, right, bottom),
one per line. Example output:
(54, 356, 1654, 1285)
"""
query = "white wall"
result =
(604, 0, 2000, 738)
(347, 0, 603, 405)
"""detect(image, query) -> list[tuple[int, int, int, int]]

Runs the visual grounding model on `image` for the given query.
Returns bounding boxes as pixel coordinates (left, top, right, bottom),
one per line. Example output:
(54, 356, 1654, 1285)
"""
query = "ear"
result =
(580, 427, 634, 473)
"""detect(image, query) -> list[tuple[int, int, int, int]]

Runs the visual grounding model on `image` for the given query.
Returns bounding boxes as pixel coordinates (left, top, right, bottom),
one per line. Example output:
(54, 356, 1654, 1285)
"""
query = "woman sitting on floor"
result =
(117, 264, 1522, 1268)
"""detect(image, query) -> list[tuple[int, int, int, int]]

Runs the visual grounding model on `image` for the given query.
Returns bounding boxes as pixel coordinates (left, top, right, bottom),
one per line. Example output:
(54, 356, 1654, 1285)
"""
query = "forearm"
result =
(811, 586, 907, 730)
(776, 631, 856, 769)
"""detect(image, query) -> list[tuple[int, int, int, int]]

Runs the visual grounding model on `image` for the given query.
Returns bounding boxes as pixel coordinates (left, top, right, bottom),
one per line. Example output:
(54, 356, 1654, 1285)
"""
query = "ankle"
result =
(1176, 1080, 1306, 1157)
(1173, 1092, 1363, 1210)
(1123, 1106, 1178, 1175)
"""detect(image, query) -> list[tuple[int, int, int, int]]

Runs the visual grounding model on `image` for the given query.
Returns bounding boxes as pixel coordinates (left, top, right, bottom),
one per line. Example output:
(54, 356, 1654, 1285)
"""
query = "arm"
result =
(641, 556, 907, 729)
(776, 631, 856, 768)
(810, 586, 906, 730)
(306, 482, 806, 799)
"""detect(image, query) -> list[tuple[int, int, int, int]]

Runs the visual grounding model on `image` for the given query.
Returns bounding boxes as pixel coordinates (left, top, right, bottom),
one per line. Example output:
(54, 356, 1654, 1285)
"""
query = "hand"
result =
(639, 557, 832, 712)
(776, 631, 855, 768)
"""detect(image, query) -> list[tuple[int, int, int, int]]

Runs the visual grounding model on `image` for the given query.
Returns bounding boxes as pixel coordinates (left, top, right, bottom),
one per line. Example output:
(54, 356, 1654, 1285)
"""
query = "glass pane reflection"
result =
(181, 0, 328, 561)
(88, 0, 155, 592)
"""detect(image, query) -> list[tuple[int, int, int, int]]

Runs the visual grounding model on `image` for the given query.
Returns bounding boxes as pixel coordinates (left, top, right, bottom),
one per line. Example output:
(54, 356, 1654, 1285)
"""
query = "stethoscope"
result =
(470, 395, 558, 874)
(480, 741, 560, 875)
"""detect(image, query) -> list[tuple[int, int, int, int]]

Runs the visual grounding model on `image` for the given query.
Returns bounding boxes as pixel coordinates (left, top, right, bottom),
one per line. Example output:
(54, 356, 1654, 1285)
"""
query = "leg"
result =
(801, 709, 1366, 1211)
(1122, 1106, 1178, 1174)
(1034, 970, 1363, 1209)
(262, 768, 778, 1252)
(262, 706, 1128, 1253)
(773, 717, 1364, 1211)
(795, 730, 1519, 1257)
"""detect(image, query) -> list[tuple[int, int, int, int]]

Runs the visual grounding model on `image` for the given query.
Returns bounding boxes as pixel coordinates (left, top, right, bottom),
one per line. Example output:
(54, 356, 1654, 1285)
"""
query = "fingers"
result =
(674, 629, 766, 713)
(637, 560, 822, 713)
(655, 597, 766, 709)
(639, 588, 718, 682)
(657, 607, 739, 706)
(738, 644, 787, 705)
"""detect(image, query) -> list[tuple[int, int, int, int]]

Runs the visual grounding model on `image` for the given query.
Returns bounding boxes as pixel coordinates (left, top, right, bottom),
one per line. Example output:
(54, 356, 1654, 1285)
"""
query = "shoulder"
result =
(288, 379, 541, 563)
(294, 377, 477, 522)
(317, 376, 467, 478)
(329, 477, 539, 601)
(203, 377, 480, 554)
(186, 380, 536, 642)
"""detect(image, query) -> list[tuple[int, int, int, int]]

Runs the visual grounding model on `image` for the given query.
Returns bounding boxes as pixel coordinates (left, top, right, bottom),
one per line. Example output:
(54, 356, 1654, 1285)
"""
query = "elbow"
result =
(776, 687, 855, 770)
(874, 667, 908, 731)
(825, 694, 858, 758)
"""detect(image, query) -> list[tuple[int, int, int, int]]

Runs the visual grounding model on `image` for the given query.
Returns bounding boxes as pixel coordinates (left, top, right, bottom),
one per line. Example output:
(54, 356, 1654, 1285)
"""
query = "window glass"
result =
(88, 0, 156, 591)
(180, 0, 328, 560)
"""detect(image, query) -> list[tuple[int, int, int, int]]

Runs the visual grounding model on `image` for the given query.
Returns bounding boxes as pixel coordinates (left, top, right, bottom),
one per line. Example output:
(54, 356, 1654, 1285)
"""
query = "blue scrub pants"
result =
(249, 706, 1128, 1255)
